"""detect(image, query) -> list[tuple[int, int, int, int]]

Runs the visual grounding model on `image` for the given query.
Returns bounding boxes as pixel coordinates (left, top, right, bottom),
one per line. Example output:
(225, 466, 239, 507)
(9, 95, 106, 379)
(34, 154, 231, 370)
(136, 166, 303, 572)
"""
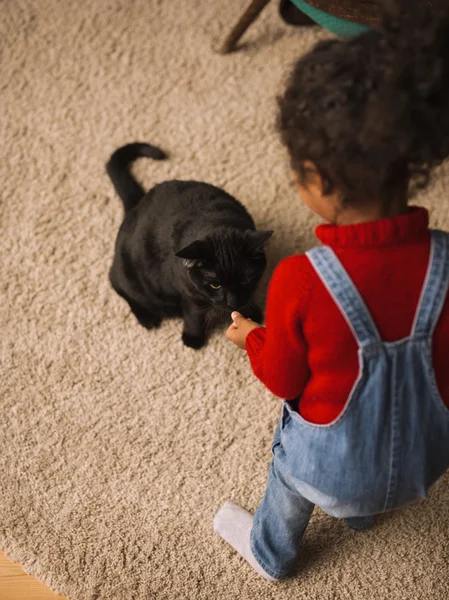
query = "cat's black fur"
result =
(107, 142, 273, 349)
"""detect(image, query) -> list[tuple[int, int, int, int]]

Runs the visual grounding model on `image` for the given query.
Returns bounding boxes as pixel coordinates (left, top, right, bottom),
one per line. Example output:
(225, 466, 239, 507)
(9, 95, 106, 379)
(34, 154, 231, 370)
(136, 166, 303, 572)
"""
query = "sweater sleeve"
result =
(245, 255, 314, 399)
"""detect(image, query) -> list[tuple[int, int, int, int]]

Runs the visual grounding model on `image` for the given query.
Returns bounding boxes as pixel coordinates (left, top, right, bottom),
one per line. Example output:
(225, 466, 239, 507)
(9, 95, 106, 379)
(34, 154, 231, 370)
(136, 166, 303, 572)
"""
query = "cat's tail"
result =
(106, 142, 168, 212)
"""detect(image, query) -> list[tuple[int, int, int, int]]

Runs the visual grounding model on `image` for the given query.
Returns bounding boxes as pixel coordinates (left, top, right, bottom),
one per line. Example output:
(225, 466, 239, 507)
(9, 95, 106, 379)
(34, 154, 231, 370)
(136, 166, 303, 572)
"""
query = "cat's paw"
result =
(135, 312, 162, 329)
(182, 331, 206, 349)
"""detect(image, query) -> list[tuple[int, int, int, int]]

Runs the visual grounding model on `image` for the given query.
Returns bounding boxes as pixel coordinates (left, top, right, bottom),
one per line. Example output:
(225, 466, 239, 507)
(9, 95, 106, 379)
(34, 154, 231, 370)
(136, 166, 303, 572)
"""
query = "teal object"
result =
(290, 0, 373, 38)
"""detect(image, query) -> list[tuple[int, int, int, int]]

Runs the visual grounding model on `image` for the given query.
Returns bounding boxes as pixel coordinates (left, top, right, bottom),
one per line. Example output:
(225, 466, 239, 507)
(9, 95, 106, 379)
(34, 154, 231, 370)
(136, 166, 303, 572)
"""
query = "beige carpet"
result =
(1, 1, 448, 598)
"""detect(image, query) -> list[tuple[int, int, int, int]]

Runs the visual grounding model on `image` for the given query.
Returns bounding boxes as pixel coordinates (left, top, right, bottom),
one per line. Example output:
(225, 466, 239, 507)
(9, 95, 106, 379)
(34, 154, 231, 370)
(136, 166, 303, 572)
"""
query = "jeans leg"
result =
(250, 456, 315, 579)
(345, 516, 374, 531)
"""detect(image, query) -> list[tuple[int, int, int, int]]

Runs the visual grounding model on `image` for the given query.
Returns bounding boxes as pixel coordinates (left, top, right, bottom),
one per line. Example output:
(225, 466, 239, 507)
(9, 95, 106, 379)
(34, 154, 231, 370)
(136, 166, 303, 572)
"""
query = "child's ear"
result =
(293, 160, 329, 199)
(294, 161, 325, 196)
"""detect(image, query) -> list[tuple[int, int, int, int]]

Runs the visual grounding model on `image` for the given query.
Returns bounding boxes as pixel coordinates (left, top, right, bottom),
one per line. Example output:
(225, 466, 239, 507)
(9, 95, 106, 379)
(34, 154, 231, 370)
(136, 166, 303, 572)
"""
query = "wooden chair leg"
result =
(219, 0, 271, 54)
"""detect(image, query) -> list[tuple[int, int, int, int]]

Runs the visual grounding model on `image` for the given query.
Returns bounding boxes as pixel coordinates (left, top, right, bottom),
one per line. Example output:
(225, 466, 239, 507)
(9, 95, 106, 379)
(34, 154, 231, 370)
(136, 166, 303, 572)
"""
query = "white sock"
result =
(213, 501, 278, 581)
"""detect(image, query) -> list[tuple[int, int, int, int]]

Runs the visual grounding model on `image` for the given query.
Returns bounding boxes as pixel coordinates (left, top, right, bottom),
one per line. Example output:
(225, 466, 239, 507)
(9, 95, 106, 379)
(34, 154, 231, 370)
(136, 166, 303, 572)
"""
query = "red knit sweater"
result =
(246, 207, 449, 424)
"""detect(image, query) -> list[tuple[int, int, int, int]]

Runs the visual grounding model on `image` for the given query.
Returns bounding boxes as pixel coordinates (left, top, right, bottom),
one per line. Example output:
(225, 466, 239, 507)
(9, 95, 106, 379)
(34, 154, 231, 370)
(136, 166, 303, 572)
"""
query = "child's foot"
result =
(213, 501, 278, 582)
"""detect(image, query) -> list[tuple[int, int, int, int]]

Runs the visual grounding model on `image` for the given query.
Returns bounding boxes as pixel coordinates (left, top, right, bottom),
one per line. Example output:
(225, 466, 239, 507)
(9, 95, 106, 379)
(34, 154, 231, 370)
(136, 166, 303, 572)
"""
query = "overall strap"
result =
(411, 229, 449, 338)
(306, 246, 380, 348)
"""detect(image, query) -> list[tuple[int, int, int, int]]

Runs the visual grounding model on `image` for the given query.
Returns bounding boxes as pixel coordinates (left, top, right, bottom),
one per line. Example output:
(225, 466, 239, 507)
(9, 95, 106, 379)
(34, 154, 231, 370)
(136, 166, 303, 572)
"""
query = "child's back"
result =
(276, 227, 449, 517)
(250, 208, 449, 424)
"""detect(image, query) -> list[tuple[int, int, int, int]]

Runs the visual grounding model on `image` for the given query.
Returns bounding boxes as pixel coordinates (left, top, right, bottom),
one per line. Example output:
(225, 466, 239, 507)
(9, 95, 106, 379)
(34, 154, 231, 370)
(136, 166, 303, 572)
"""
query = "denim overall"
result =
(250, 230, 449, 579)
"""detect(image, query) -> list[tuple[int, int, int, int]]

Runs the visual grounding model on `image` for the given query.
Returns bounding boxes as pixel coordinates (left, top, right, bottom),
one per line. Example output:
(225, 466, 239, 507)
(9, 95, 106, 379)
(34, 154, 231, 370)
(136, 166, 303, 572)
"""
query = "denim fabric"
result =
(250, 230, 449, 578)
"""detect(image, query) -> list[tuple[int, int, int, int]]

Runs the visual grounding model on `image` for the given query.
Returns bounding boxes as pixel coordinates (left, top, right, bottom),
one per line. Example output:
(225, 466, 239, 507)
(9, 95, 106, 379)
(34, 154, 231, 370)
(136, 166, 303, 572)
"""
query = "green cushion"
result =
(290, 0, 373, 38)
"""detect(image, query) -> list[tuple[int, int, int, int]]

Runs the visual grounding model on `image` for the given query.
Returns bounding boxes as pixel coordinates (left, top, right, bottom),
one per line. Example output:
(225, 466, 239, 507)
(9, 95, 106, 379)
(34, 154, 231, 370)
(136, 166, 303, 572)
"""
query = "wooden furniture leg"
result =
(219, 0, 271, 54)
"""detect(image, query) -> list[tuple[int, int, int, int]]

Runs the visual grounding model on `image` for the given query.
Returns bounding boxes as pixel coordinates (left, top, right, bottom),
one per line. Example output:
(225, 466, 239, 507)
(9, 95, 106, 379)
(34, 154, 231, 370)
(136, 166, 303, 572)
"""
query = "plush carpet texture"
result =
(1, 1, 448, 599)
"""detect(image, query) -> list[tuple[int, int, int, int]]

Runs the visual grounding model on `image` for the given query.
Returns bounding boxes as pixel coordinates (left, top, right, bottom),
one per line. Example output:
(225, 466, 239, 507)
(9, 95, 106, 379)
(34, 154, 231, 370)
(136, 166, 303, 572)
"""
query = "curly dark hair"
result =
(278, 0, 449, 203)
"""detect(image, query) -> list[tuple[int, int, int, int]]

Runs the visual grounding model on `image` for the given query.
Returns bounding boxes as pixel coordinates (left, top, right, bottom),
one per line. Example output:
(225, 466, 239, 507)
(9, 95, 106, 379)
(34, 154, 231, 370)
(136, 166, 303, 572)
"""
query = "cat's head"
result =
(175, 228, 273, 312)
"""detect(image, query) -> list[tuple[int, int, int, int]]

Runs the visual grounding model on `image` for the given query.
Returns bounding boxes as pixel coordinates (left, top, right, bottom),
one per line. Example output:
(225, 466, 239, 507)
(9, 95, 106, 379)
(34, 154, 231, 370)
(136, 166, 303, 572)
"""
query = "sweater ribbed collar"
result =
(315, 206, 430, 248)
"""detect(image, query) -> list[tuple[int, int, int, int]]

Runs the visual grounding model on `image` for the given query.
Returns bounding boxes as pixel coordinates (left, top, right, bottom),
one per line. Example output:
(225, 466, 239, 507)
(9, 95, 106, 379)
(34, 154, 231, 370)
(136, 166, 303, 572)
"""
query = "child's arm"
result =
(226, 256, 312, 399)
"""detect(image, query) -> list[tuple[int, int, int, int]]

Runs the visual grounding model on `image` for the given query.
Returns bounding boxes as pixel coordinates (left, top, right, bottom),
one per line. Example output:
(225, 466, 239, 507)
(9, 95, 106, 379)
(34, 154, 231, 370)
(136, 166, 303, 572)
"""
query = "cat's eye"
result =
(209, 283, 221, 290)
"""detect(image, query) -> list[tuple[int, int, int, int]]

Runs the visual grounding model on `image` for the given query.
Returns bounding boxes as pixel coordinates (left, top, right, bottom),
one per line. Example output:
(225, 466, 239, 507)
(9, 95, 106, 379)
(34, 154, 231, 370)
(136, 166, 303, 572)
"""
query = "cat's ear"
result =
(245, 230, 274, 253)
(175, 240, 208, 268)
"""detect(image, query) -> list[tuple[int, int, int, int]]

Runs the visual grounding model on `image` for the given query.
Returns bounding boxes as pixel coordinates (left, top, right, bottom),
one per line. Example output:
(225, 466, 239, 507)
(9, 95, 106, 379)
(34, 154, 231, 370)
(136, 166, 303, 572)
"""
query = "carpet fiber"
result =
(1, 1, 448, 598)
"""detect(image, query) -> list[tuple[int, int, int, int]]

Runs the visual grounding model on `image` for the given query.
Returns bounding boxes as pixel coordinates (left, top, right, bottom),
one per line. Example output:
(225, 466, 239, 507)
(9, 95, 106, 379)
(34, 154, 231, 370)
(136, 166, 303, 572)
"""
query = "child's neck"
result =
(332, 187, 409, 226)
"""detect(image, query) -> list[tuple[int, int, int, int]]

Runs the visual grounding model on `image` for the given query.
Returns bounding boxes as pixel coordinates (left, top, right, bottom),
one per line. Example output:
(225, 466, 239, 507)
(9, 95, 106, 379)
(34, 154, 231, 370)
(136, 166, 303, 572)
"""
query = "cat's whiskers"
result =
(203, 306, 219, 330)
(240, 301, 252, 313)
(203, 304, 229, 330)
(192, 303, 214, 315)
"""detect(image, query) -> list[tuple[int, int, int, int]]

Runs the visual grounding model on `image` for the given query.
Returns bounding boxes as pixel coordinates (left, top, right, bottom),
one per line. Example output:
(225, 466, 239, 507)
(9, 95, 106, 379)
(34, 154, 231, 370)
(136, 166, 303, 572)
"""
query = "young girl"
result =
(213, 1, 449, 582)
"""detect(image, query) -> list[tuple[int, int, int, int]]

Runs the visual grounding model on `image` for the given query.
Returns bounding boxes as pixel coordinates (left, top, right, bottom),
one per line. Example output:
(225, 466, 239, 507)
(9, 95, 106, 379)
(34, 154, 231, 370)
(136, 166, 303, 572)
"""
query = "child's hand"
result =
(226, 311, 261, 349)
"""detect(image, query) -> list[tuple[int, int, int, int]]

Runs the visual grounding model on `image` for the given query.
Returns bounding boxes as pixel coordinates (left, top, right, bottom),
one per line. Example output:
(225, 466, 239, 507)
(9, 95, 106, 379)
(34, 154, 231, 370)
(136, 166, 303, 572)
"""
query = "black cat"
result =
(106, 142, 273, 349)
